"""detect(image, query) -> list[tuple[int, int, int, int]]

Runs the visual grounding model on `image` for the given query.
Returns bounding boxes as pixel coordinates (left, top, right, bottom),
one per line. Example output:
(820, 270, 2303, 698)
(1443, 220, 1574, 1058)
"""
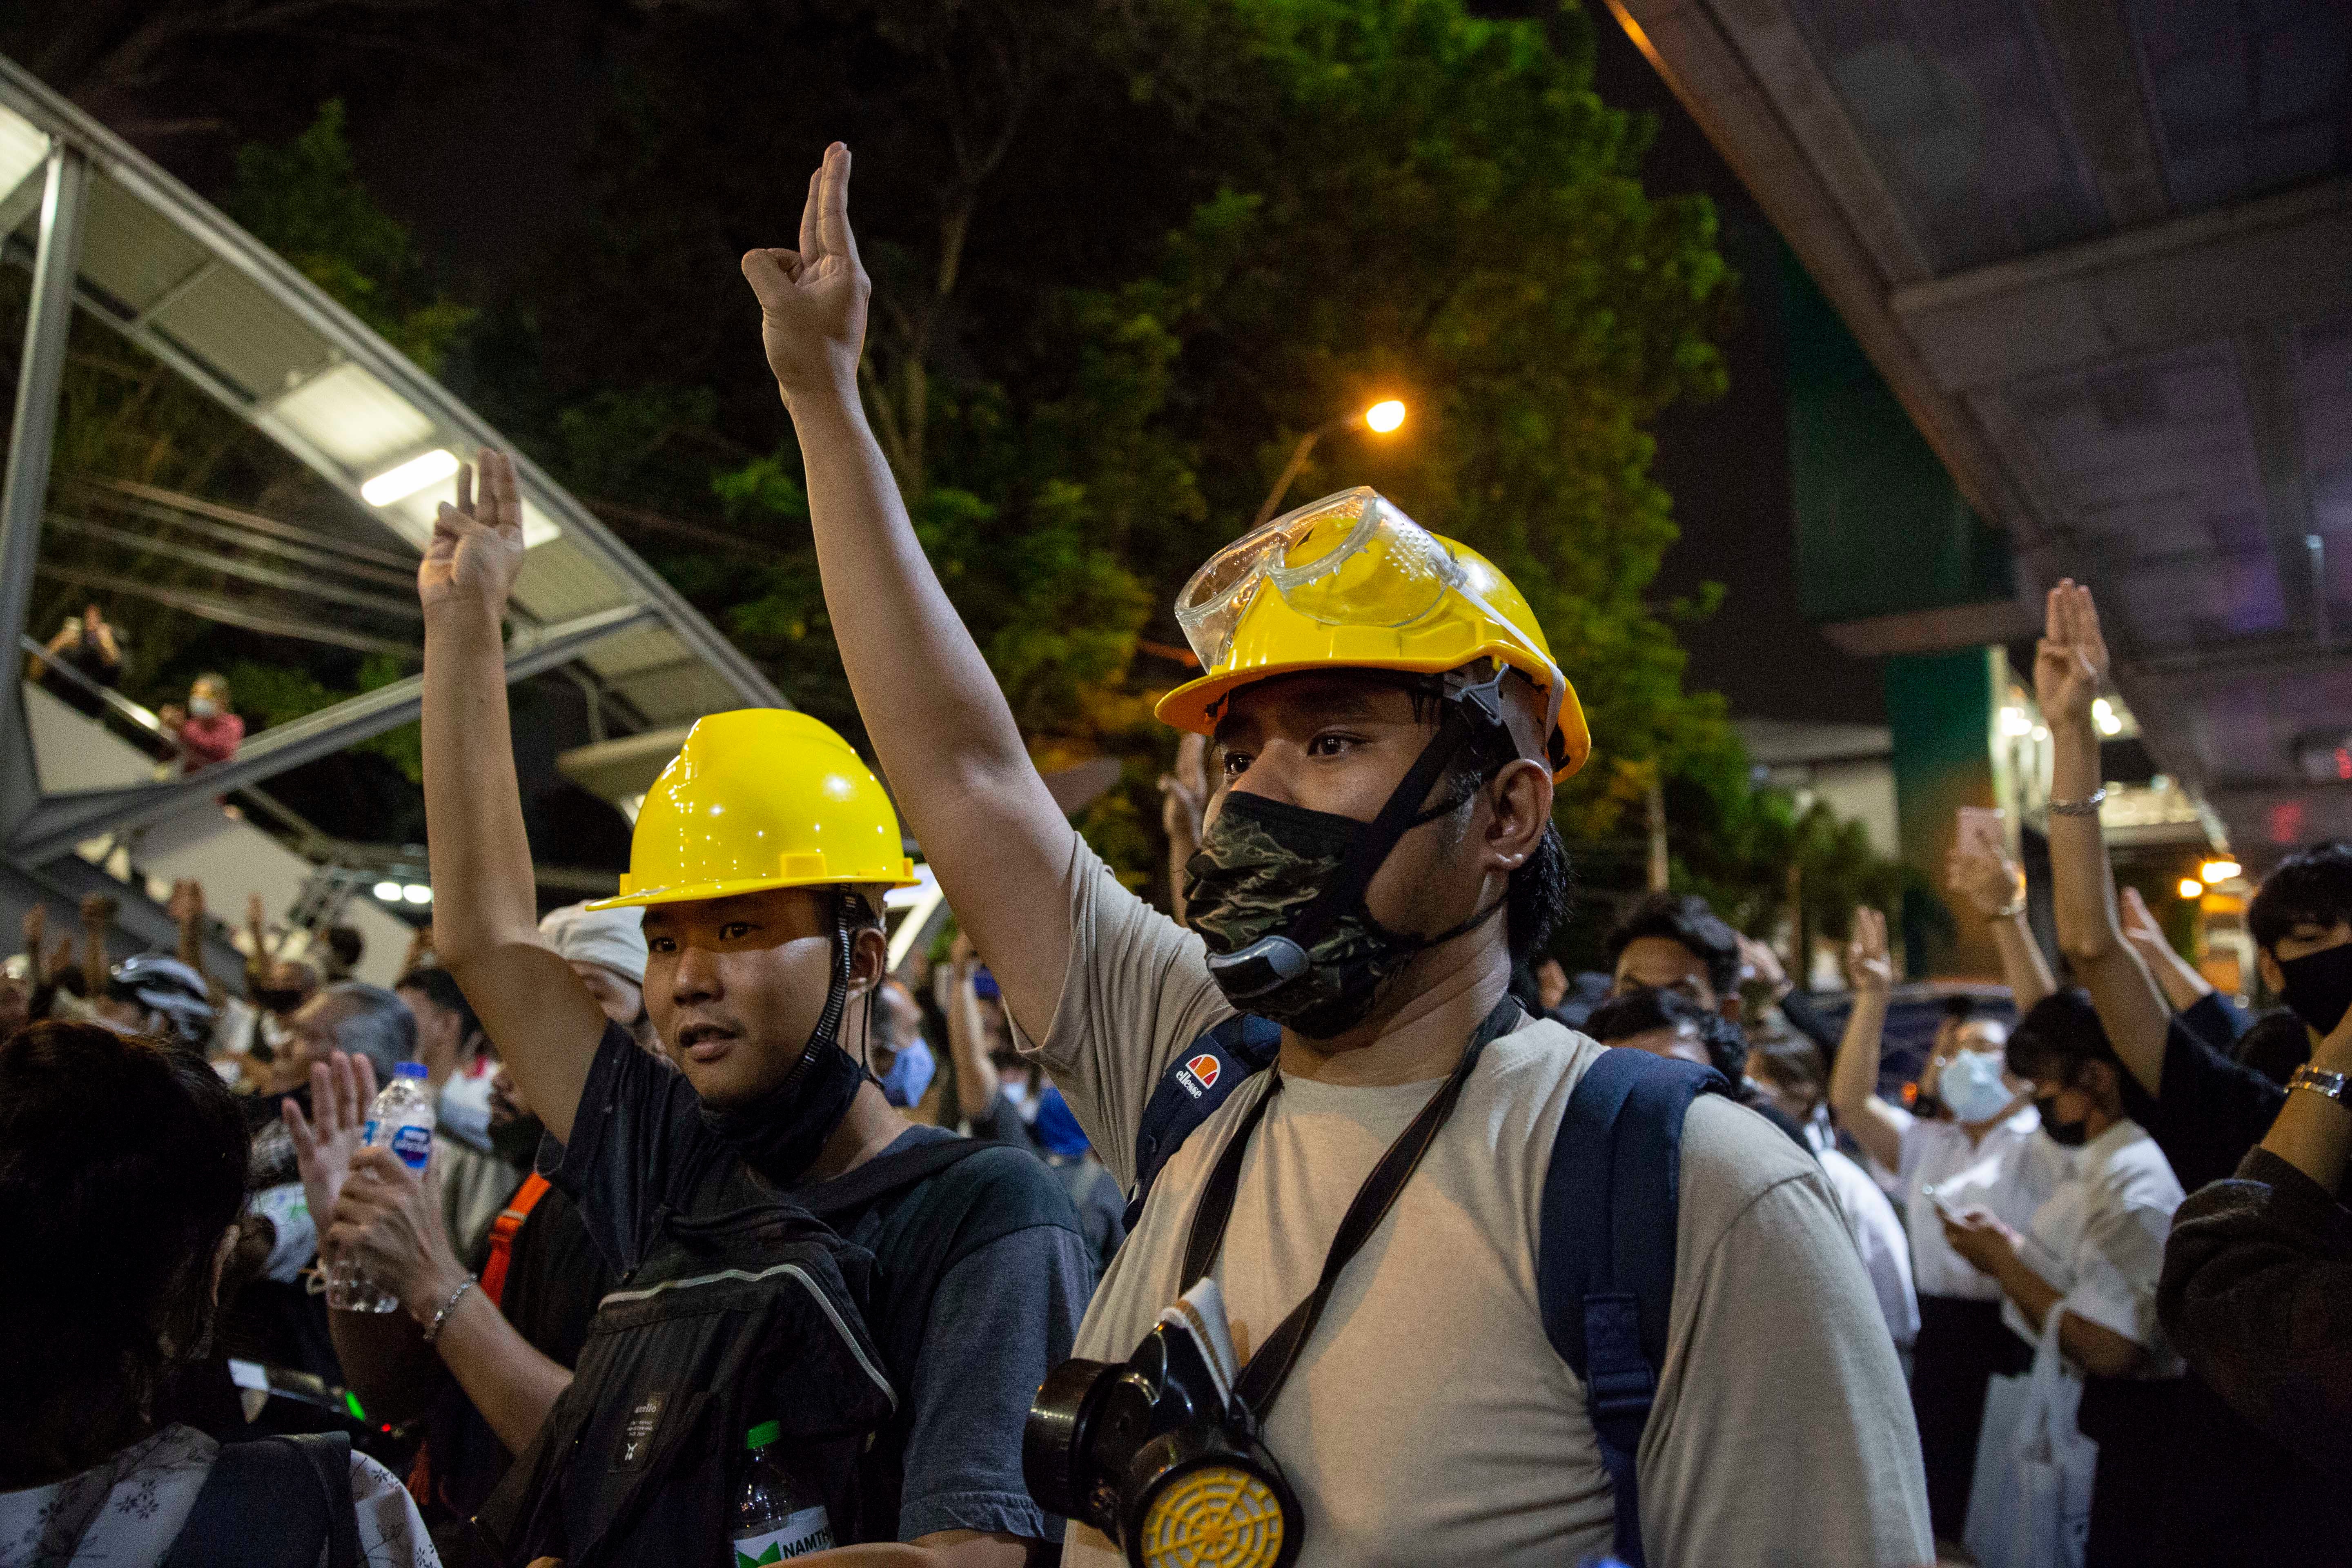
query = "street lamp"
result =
(1253, 399, 1408, 527)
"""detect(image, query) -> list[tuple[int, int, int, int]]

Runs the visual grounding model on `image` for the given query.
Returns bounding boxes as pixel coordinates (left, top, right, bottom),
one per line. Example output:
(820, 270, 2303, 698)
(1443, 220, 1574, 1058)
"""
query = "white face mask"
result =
(188, 696, 220, 717)
(439, 1068, 497, 1154)
(1939, 1048, 2016, 1125)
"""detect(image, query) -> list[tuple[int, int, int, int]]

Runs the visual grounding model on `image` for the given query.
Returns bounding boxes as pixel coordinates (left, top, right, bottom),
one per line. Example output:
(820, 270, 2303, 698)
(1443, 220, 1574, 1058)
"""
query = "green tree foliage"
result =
(224, 100, 474, 373)
(492, 0, 1755, 889)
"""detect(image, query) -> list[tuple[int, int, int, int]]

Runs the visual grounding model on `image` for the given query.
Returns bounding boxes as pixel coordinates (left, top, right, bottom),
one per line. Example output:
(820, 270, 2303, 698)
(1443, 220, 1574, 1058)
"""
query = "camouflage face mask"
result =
(1184, 787, 1499, 1039)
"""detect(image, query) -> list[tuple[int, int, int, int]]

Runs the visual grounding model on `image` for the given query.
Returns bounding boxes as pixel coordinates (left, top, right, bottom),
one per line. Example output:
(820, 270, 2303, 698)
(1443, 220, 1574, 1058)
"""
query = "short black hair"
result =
(1407, 674, 1572, 965)
(395, 964, 483, 1049)
(1583, 986, 1749, 1080)
(323, 924, 365, 969)
(1604, 893, 1742, 998)
(1746, 1026, 1829, 1112)
(0, 1021, 249, 1473)
(2248, 840, 2352, 953)
(2005, 989, 2118, 1084)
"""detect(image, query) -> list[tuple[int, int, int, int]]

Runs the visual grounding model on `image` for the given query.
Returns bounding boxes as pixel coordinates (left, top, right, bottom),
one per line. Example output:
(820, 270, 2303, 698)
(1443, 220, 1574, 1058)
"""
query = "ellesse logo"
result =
(1185, 1054, 1222, 1090)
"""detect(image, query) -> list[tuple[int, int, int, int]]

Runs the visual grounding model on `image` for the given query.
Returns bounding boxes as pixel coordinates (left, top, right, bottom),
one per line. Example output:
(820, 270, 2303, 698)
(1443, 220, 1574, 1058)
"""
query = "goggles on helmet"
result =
(1171, 488, 1567, 764)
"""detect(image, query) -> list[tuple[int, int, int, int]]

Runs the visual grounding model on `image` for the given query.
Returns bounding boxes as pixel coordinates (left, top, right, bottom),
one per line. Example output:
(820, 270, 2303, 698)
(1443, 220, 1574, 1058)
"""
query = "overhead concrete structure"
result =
(0, 53, 782, 981)
(1613, 0, 2350, 865)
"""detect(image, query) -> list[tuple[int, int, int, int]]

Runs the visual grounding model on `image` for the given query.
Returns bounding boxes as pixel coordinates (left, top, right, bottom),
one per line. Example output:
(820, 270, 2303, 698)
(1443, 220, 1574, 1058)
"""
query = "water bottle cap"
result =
(744, 1420, 782, 1450)
(394, 1061, 429, 1079)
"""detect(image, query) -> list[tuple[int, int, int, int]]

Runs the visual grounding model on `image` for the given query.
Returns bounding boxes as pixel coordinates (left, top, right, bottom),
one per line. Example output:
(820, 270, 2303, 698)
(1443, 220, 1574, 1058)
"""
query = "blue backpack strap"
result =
(1539, 1048, 1727, 1568)
(1124, 1013, 1283, 1232)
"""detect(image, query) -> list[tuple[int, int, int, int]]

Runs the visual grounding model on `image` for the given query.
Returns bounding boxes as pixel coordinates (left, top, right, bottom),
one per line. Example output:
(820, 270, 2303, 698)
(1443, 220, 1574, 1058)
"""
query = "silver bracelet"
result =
(2047, 787, 2107, 817)
(421, 1275, 477, 1344)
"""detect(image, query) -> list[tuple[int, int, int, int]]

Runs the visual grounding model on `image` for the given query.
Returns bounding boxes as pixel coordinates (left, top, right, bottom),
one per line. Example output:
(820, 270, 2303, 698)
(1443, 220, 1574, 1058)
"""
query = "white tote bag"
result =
(1963, 1303, 2098, 1568)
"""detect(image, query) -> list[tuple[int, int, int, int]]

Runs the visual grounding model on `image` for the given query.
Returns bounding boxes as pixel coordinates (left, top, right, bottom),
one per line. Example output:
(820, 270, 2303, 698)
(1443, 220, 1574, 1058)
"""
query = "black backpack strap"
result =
(164, 1432, 357, 1568)
(1124, 1013, 1283, 1231)
(792, 1134, 997, 1221)
(1537, 1049, 1726, 1568)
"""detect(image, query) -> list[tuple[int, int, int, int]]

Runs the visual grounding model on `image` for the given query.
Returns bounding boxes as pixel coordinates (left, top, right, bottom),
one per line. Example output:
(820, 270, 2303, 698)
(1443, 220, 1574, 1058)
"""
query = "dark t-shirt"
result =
(2119, 1014, 2292, 1197)
(492, 1177, 609, 1370)
(421, 1179, 614, 1530)
(548, 1022, 1093, 1543)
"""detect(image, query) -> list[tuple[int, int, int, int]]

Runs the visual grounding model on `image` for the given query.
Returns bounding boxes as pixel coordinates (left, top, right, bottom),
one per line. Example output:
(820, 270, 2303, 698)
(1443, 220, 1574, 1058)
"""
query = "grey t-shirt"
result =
(1012, 839, 1935, 1567)
(549, 1022, 1093, 1543)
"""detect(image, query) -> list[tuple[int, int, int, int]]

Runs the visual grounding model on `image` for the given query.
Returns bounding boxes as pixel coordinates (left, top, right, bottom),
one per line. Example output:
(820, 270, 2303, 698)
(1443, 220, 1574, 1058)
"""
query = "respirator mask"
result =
(1025, 997, 1519, 1567)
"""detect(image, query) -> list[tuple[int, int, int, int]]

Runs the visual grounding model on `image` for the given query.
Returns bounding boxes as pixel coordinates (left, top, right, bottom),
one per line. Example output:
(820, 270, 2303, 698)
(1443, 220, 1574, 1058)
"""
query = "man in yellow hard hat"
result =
(413, 451, 1091, 1566)
(744, 147, 1930, 1568)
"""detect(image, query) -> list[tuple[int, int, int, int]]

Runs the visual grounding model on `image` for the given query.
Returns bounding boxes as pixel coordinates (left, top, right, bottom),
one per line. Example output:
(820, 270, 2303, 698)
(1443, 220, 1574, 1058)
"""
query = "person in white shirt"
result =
(0, 1018, 436, 1568)
(1942, 988, 2185, 1568)
(1830, 907, 2071, 1544)
(1745, 1026, 1920, 1355)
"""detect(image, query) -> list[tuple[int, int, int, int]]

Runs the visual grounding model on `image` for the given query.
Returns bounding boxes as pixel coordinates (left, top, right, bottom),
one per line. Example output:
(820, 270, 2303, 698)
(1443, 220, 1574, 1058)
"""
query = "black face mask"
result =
(2035, 1094, 2090, 1148)
(253, 986, 306, 1014)
(1185, 791, 1463, 1038)
(693, 902, 873, 1187)
(489, 1111, 548, 1172)
(2276, 941, 2352, 1037)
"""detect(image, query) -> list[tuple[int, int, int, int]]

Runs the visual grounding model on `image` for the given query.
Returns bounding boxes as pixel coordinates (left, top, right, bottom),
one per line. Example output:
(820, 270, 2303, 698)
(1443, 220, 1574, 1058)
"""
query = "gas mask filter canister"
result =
(1024, 1279, 1298, 1568)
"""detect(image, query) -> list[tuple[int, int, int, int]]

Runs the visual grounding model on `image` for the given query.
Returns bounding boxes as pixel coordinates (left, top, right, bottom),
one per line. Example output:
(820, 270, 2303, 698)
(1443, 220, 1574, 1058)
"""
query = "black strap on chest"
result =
(1179, 995, 1521, 1419)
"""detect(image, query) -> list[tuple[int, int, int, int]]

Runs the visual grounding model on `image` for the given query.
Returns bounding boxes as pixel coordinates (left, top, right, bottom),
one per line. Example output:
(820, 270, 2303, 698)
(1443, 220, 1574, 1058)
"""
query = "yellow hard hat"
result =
(1155, 487, 1590, 778)
(586, 708, 916, 911)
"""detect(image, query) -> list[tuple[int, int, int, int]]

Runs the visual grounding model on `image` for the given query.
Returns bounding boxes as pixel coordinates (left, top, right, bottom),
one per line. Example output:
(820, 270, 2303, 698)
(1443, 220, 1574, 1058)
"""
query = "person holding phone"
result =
(1830, 906, 2071, 1546)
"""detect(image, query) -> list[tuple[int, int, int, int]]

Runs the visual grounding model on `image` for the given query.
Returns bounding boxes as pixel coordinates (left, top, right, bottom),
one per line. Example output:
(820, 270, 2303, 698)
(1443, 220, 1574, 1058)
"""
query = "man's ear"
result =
(848, 925, 889, 996)
(2257, 947, 2283, 996)
(1483, 758, 1554, 869)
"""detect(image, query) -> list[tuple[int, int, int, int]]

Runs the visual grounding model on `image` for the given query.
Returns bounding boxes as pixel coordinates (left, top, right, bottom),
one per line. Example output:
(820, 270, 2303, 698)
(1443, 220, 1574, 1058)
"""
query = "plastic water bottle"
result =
(730, 1422, 833, 1564)
(327, 1062, 435, 1313)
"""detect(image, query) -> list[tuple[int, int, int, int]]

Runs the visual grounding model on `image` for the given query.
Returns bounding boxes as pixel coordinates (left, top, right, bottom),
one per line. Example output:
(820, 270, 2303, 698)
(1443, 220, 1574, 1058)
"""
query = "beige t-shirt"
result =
(1013, 840, 1932, 1568)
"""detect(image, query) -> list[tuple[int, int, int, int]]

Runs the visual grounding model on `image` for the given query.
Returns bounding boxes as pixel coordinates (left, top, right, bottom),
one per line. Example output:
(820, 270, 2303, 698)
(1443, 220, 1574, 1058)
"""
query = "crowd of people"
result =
(4, 144, 2348, 1568)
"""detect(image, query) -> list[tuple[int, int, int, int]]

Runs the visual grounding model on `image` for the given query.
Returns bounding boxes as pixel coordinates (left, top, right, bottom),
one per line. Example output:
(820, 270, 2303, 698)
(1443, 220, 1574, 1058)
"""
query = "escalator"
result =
(7, 657, 414, 987)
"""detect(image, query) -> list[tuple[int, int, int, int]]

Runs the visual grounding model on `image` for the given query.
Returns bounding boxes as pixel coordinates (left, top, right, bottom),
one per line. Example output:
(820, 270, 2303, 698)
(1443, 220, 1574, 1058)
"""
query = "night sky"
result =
(18, 0, 1889, 729)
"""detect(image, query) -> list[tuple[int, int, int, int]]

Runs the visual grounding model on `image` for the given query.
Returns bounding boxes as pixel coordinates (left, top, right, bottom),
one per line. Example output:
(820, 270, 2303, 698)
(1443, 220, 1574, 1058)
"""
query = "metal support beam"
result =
(6, 602, 658, 866)
(32, 560, 417, 657)
(0, 143, 87, 846)
(42, 510, 422, 619)
(2237, 325, 2324, 643)
(2024, 0, 2172, 228)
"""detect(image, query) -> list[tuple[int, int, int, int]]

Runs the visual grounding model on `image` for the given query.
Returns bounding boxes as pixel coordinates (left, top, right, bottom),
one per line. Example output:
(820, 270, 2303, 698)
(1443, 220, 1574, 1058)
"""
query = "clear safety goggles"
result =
(1174, 488, 1466, 670)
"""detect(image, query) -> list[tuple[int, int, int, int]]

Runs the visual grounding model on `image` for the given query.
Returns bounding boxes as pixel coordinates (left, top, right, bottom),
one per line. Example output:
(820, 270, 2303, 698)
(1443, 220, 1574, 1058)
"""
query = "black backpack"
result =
(1126, 1015, 1725, 1568)
(160, 1432, 358, 1568)
(472, 1192, 898, 1568)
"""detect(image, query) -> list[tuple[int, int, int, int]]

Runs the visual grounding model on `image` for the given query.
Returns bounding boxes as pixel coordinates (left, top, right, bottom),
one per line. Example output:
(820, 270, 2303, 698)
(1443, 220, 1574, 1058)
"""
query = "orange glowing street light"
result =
(1253, 399, 1410, 526)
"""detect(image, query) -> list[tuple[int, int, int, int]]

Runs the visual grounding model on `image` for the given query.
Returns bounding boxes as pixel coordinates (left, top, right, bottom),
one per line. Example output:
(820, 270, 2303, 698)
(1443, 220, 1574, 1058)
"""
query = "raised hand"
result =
(1735, 929, 1790, 998)
(2034, 578, 2109, 729)
(168, 878, 205, 929)
(283, 1049, 380, 1261)
(739, 142, 869, 400)
(1159, 732, 1208, 844)
(1946, 835, 2025, 919)
(1846, 906, 1893, 996)
(419, 448, 526, 620)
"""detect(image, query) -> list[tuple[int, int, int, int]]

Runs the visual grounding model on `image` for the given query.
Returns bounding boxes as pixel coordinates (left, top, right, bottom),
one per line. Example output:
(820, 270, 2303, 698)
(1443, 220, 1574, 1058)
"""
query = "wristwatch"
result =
(2287, 1065, 2351, 1107)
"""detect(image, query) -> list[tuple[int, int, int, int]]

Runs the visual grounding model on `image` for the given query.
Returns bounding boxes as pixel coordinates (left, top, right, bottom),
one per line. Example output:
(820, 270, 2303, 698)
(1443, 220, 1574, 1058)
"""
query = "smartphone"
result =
(1956, 805, 2006, 859)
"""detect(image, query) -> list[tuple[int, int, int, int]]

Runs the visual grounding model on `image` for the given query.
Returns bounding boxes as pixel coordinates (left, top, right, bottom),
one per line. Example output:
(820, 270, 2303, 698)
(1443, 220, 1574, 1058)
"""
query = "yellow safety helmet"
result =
(586, 708, 916, 911)
(1155, 487, 1590, 779)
